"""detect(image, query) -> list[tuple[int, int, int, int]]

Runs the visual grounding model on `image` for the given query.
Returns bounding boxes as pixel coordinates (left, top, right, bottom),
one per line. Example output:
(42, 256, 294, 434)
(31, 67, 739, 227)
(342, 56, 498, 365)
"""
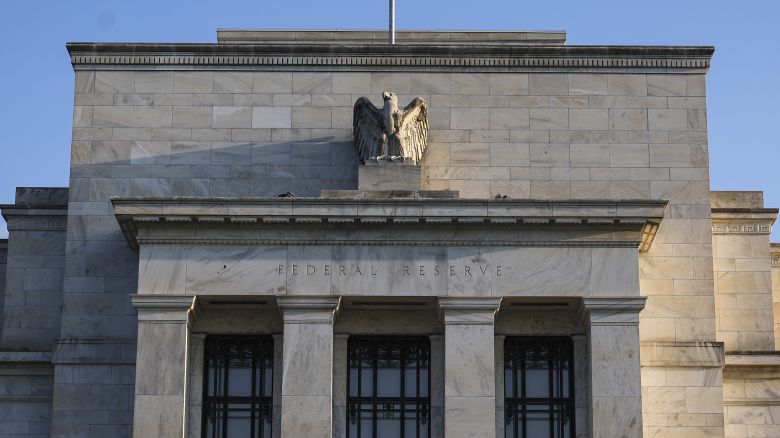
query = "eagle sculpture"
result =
(353, 91, 429, 164)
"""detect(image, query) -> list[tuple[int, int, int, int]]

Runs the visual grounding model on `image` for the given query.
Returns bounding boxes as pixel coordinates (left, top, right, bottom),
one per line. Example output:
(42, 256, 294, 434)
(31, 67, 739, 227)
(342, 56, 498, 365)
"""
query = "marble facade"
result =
(0, 28, 779, 438)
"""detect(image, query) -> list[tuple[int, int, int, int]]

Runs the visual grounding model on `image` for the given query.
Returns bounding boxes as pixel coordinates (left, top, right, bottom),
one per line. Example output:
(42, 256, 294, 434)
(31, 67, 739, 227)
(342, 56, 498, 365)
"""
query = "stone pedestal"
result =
(277, 297, 341, 438)
(130, 295, 197, 438)
(581, 297, 646, 438)
(438, 297, 502, 438)
(358, 162, 422, 191)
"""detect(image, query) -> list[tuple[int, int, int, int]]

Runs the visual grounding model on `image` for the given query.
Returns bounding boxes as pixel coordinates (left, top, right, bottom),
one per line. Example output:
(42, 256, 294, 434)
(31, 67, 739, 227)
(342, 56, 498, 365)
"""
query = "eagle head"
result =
(382, 91, 398, 104)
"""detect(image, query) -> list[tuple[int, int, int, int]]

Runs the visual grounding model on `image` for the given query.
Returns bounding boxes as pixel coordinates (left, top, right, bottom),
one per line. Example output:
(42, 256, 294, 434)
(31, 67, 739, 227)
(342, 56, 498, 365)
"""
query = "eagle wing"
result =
(352, 97, 384, 163)
(398, 97, 429, 163)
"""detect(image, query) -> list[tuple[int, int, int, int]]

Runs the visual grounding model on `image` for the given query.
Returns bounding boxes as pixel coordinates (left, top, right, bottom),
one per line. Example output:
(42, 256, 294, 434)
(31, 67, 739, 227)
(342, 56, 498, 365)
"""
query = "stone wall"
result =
(772, 243, 780, 349)
(58, 49, 720, 435)
(711, 192, 777, 352)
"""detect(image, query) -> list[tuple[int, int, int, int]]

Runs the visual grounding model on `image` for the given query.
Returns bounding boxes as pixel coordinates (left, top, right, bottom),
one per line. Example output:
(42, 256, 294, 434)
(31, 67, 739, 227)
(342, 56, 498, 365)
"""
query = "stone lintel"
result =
(438, 297, 502, 325)
(131, 294, 197, 323)
(579, 297, 647, 326)
(276, 296, 341, 324)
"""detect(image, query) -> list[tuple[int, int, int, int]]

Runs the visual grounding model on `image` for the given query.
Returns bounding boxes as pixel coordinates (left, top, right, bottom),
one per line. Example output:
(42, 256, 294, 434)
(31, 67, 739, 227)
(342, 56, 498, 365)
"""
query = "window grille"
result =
(203, 336, 274, 438)
(504, 337, 575, 438)
(347, 336, 431, 438)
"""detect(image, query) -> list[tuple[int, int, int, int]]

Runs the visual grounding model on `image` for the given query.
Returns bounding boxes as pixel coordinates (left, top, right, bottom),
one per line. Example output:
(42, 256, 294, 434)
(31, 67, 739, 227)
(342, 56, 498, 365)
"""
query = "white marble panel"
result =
(445, 247, 493, 296)
(186, 245, 286, 294)
(493, 247, 592, 295)
(282, 322, 333, 396)
(286, 245, 333, 295)
(444, 396, 495, 438)
(329, 245, 448, 296)
(133, 394, 183, 438)
(280, 395, 331, 438)
(138, 245, 186, 294)
(444, 324, 495, 397)
(590, 325, 641, 397)
(589, 247, 640, 296)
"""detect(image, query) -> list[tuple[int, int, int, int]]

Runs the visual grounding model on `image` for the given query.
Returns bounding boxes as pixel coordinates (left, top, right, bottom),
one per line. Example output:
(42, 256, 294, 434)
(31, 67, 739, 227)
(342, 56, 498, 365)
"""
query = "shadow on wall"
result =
(71, 137, 362, 202)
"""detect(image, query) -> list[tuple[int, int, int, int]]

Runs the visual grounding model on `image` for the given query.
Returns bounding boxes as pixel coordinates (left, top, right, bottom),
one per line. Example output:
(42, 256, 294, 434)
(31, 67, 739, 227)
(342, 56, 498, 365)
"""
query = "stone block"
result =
(173, 72, 214, 93)
(451, 108, 489, 130)
(212, 106, 251, 128)
(252, 107, 292, 129)
(95, 72, 135, 93)
(254, 72, 293, 93)
(529, 73, 569, 95)
(213, 72, 253, 93)
(172, 107, 211, 128)
(358, 163, 422, 191)
(135, 72, 174, 93)
(608, 74, 647, 96)
(489, 74, 528, 96)
(449, 74, 489, 95)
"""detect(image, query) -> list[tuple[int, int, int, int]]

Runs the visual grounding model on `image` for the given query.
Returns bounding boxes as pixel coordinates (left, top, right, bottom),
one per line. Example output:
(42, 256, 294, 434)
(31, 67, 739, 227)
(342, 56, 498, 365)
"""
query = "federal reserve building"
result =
(1, 26, 780, 438)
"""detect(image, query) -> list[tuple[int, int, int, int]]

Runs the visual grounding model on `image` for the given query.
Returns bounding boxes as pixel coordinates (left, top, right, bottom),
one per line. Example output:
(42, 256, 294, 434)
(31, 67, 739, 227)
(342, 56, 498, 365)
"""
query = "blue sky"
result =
(0, 0, 778, 239)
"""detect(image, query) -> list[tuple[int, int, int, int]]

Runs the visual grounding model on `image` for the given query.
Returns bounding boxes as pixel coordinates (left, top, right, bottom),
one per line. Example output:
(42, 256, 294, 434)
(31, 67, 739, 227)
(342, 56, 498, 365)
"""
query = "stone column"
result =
(332, 334, 349, 438)
(438, 297, 502, 438)
(580, 297, 646, 438)
(130, 295, 197, 438)
(277, 297, 340, 437)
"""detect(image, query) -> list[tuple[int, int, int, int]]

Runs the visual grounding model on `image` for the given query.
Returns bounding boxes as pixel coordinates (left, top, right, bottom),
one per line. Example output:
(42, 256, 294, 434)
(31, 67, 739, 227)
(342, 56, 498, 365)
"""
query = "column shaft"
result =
(130, 295, 196, 438)
(439, 297, 501, 438)
(277, 297, 340, 437)
(582, 297, 646, 438)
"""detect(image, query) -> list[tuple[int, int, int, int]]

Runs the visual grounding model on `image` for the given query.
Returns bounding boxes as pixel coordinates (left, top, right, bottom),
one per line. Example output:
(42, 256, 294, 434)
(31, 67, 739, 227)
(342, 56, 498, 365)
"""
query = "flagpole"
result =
(389, 0, 396, 45)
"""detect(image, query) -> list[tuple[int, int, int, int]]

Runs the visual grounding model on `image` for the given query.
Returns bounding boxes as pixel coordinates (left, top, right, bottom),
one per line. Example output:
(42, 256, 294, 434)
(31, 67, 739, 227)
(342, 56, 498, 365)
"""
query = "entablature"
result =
(113, 197, 667, 252)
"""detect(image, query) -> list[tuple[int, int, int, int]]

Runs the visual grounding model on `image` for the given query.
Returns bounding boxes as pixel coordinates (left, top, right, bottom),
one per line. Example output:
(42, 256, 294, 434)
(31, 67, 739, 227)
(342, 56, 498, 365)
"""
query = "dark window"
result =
(203, 336, 274, 438)
(504, 337, 575, 438)
(347, 336, 430, 438)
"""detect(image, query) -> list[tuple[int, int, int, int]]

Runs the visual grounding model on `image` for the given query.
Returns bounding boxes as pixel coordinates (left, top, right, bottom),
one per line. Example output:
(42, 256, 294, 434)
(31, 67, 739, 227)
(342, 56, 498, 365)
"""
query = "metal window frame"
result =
(347, 336, 432, 438)
(202, 335, 274, 438)
(504, 336, 575, 438)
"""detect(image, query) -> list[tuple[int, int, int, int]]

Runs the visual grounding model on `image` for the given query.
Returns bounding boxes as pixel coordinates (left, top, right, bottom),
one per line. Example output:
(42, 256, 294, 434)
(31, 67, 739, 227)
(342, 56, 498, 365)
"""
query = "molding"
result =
(131, 294, 197, 323)
(438, 297, 502, 325)
(711, 222, 772, 235)
(711, 209, 777, 235)
(276, 296, 341, 324)
(67, 42, 713, 72)
(580, 297, 647, 326)
(113, 197, 667, 252)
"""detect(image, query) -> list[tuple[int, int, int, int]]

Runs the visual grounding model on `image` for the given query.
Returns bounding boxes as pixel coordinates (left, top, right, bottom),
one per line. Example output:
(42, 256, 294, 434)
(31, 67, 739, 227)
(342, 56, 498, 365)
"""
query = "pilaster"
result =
(277, 297, 340, 438)
(438, 297, 502, 438)
(130, 295, 197, 438)
(580, 297, 646, 438)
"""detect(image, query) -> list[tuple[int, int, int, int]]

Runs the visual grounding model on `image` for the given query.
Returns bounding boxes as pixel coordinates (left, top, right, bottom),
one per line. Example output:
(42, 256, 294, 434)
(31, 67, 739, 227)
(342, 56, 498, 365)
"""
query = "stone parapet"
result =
(216, 29, 569, 46)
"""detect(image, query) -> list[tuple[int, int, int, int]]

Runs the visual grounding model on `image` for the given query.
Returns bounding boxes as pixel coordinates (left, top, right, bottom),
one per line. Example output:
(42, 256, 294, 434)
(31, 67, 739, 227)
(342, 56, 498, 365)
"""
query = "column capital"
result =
(276, 296, 341, 324)
(579, 297, 647, 326)
(131, 294, 196, 323)
(438, 297, 502, 325)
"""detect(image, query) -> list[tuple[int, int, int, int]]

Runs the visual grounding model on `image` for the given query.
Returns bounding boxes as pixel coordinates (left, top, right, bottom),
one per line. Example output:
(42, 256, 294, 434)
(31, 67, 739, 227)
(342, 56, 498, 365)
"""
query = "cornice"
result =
(67, 43, 713, 72)
(711, 208, 778, 235)
(112, 197, 667, 251)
